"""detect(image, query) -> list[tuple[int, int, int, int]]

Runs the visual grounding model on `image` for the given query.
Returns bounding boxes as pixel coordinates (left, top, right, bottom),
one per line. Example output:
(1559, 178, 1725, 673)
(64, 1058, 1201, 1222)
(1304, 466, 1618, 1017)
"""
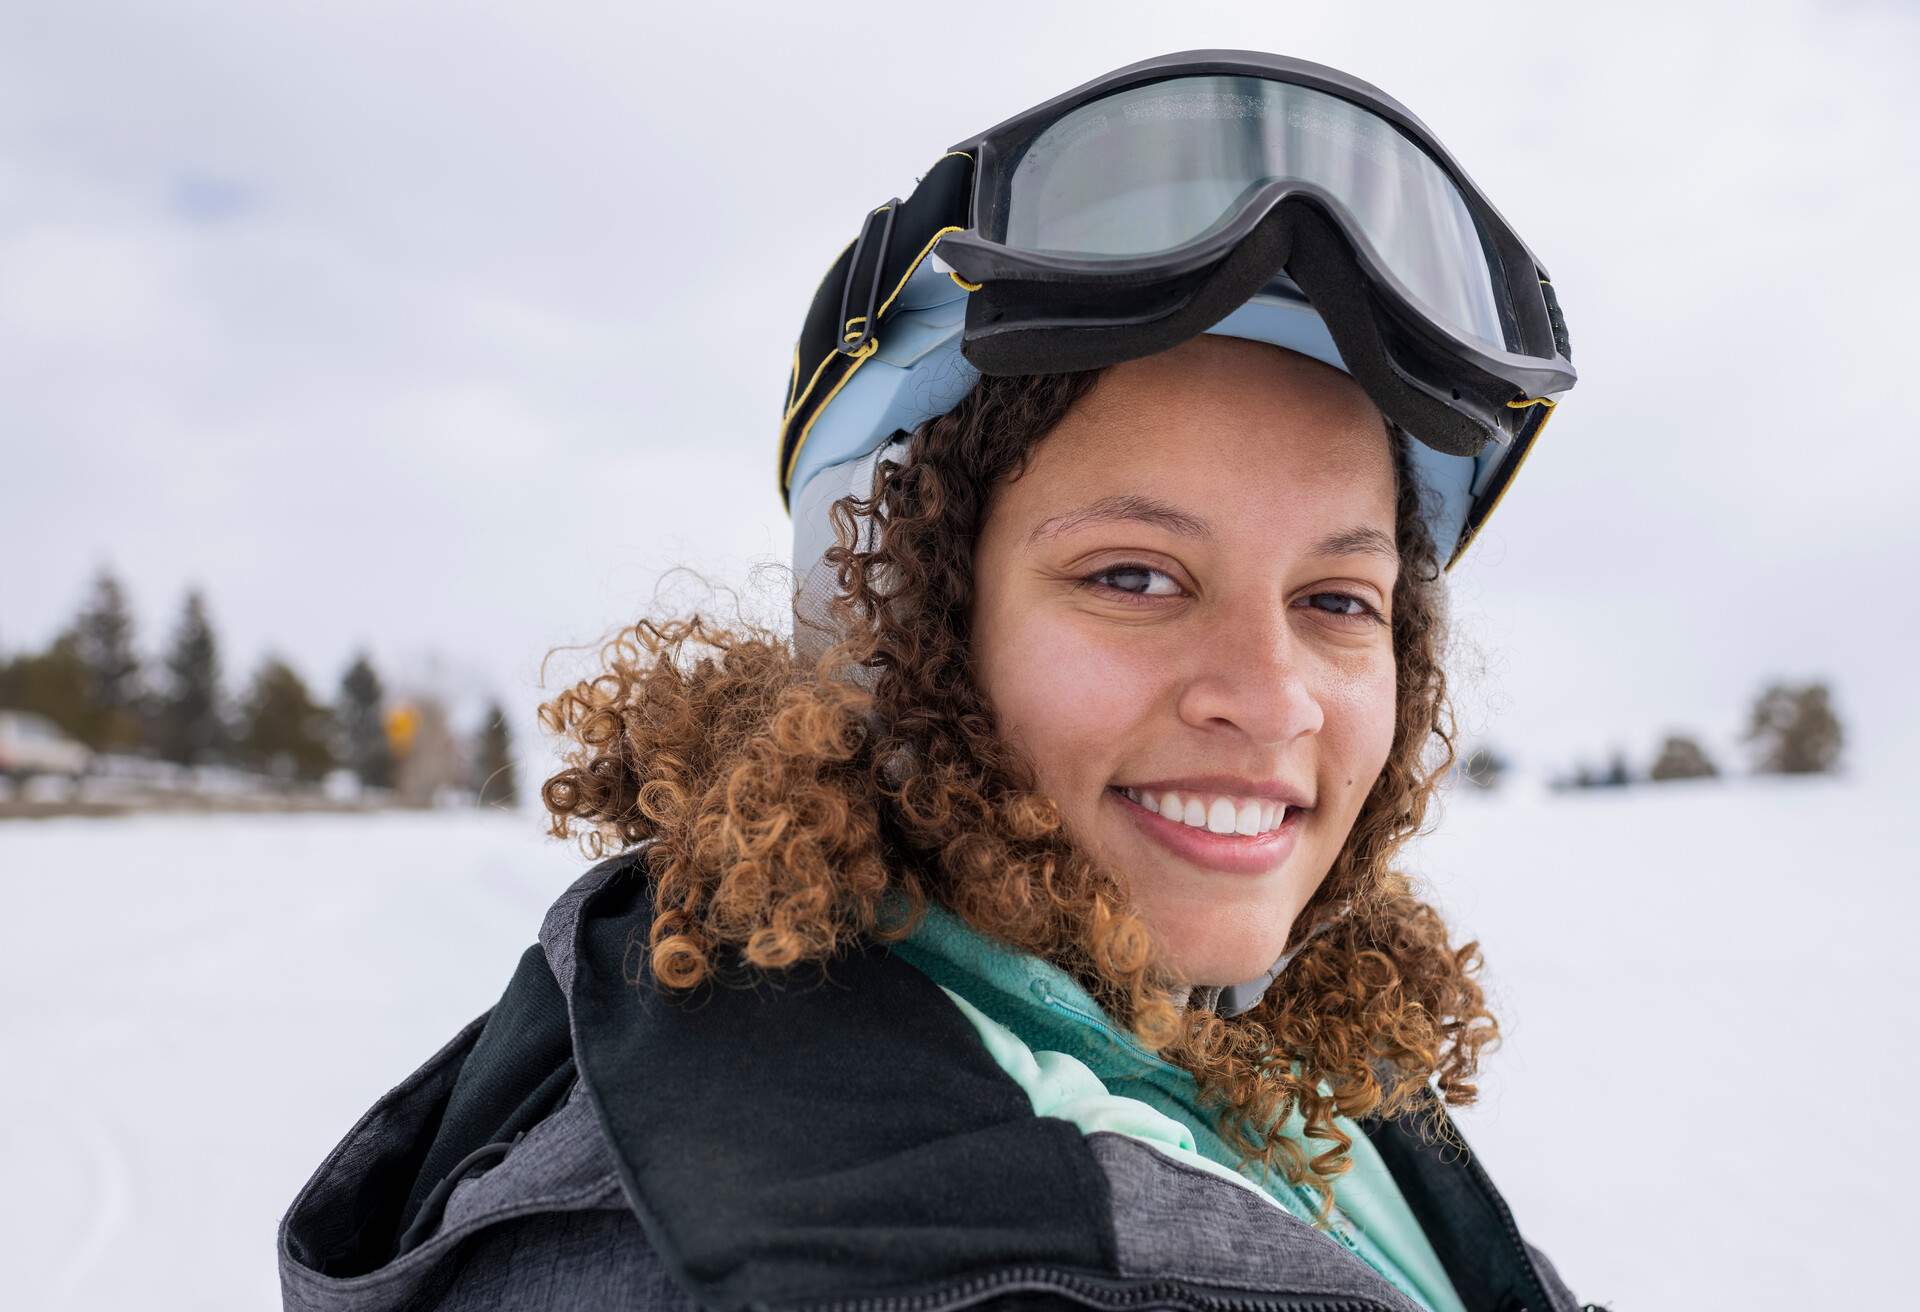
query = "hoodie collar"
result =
(886, 894, 1353, 1063)
(884, 896, 1190, 1092)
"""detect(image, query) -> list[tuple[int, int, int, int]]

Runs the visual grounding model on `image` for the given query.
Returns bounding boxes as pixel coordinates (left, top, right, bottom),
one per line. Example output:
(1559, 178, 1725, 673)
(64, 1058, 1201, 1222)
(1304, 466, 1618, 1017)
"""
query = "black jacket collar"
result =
(564, 855, 1117, 1308)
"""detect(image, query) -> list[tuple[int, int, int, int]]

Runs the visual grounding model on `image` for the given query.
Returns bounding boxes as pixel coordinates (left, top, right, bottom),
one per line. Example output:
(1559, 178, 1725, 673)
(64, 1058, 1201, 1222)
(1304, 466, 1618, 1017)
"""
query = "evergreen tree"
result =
(1746, 680, 1844, 775)
(156, 589, 229, 765)
(239, 655, 336, 782)
(472, 701, 518, 809)
(1600, 750, 1631, 787)
(71, 568, 145, 751)
(0, 633, 92, 742)
(336, 652, 393, 789)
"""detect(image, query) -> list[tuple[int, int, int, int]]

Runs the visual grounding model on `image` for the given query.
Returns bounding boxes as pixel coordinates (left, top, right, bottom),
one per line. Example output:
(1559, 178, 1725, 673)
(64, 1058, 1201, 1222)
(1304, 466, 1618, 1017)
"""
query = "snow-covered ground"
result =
(1, 776, 1909, 1308)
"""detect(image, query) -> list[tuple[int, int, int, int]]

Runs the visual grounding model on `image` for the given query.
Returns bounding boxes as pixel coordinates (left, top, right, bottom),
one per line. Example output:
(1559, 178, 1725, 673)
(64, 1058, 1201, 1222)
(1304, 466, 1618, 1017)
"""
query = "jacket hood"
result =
(281, 852, 1121, 1311)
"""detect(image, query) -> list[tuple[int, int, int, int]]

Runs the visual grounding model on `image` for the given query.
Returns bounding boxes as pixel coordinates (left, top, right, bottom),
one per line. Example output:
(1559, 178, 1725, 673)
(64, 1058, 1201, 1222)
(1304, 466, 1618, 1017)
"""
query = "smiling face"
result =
(969, 336, 1401, 987)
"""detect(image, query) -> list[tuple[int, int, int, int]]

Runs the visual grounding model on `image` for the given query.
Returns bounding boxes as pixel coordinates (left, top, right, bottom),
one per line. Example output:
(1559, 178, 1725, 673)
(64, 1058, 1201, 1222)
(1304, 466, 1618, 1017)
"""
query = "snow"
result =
(0, 813, 587, 1306)
(1411, 775, 1917, 1308)
(2, 777, 1910, 1308)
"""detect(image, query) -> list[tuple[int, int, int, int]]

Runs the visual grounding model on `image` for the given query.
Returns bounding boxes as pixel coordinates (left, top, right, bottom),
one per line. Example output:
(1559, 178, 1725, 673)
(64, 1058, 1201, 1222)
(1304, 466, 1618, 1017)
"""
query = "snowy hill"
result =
(1, 775, 1908, 1307)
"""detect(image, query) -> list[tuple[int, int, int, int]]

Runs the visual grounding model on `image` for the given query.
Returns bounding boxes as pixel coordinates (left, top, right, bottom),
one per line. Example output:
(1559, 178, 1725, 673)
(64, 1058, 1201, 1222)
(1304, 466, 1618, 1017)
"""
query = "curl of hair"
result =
(541, 366, 1498, 1211)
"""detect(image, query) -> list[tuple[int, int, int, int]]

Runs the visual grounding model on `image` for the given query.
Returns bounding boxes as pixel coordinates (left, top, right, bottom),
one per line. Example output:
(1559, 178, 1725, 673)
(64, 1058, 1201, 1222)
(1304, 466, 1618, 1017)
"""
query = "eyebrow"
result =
(1310, 525, 1400, 563)
(1025, 495, 1399, 564)
(1025, 495, 1214, 546)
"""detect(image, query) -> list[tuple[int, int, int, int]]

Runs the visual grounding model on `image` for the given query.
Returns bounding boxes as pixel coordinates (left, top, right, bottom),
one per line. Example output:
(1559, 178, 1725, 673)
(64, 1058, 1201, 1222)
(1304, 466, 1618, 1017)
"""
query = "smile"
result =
(1107, 785, 1307, 876)
(1118, 786, 1290, 836)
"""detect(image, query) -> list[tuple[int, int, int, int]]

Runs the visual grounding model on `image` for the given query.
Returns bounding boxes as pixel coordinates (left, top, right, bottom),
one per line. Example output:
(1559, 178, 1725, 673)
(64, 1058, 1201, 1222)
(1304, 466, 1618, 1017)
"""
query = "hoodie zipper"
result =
(771, 1265, 1404, 1312)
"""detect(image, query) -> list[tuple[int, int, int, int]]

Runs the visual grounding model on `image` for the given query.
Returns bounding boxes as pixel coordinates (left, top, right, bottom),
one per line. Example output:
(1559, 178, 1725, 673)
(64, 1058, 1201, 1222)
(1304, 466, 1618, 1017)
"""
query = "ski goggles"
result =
(780, 50, 1576, 565)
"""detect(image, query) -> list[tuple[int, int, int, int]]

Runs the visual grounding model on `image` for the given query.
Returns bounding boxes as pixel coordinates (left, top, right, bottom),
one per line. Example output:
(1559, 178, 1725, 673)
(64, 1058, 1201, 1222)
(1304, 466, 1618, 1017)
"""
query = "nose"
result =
(1174, 597, 1325, 745)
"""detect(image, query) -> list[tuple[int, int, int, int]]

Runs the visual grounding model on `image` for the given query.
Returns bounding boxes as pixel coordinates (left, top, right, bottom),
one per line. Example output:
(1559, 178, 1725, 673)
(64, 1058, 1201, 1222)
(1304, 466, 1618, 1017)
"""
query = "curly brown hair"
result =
(539, 366, 1498, 1210)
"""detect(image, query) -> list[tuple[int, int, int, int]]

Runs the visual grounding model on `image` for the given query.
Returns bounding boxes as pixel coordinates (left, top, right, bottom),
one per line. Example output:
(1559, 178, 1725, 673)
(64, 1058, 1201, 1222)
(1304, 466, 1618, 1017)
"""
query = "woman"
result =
(280, 52, 1590, 1312)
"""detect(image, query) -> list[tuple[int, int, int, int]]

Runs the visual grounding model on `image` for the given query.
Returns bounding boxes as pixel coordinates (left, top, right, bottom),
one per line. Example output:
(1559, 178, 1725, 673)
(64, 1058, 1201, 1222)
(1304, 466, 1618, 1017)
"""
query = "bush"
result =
(1648, 734, 1718, 781)
(1745, 681, 1844, 775)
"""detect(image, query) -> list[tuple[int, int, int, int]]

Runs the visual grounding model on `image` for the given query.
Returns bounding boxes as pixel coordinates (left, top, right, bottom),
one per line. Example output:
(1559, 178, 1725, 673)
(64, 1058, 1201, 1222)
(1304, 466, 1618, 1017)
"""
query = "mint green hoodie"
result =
(888, 898, 1467, 1312)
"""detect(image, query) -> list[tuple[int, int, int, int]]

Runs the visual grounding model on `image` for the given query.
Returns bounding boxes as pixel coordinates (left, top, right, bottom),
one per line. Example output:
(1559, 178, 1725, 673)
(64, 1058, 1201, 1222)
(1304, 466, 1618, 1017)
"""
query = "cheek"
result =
(977, 609, 1162, 797)
(1320, 658, 1399, 794)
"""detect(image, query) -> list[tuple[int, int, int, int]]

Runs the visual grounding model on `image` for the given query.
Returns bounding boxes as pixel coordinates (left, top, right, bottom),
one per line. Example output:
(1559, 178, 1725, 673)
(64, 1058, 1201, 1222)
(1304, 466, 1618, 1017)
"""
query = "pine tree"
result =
(239, 655, 336, 783)
(0, 634, 92, 743)
(1600, 751, 1631, 787)
(336, 652, 393, 789)
(156, 589, 229, 765)
(472, 700, 518, 809)
(71, 568, 145, 751)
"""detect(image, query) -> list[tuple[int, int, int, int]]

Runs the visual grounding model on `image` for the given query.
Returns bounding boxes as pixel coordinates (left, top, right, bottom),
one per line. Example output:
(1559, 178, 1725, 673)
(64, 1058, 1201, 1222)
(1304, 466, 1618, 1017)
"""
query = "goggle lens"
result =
(1000, 75, 1513, 355)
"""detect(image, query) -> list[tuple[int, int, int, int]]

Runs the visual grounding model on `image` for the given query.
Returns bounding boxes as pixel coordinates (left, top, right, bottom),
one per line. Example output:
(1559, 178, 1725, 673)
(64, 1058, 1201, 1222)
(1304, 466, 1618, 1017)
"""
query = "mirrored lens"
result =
(1002, 75, 1510, 353)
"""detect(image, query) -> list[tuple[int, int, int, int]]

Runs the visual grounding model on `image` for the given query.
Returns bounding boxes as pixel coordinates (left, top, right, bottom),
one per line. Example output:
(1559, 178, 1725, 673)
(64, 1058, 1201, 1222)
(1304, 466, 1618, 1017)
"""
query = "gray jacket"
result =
(279, 851, 1592, 1312)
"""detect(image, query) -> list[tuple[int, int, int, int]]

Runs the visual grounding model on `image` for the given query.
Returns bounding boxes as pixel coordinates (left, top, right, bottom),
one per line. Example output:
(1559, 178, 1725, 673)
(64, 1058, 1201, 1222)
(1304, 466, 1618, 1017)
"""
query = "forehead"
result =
(997, 338, 1397, 544)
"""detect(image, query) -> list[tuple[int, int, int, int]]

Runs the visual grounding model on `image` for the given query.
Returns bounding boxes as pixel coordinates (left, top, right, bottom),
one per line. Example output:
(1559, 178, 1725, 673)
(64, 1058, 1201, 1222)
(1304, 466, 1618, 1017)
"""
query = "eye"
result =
(1303, 591, 1388, 627)
(1082, 563, 1184, 600)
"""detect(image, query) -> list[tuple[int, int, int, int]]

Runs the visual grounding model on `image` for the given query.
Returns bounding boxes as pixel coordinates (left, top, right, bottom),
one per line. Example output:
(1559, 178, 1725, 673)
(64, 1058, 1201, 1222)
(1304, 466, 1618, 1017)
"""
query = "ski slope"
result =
(0, 775, 1908, 1308)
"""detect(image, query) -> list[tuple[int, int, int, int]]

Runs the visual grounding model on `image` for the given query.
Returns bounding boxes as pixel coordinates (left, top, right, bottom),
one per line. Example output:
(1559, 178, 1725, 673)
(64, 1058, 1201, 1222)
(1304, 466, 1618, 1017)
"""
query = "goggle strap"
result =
(779, 152, 974, 501)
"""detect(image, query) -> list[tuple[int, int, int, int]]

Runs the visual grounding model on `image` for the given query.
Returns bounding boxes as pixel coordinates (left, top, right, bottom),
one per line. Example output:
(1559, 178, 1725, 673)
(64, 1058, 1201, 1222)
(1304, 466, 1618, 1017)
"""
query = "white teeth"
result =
(1206, 798, 1237, 834)
(1124, 786, 1298, 836)
(1234, 800, 1263, 836)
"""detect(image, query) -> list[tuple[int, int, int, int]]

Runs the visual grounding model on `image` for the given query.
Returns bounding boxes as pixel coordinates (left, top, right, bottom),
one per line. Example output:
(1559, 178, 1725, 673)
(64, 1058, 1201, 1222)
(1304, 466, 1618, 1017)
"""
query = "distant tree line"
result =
(0, 568, 519, 807)
(1455, 679, 1845, 792)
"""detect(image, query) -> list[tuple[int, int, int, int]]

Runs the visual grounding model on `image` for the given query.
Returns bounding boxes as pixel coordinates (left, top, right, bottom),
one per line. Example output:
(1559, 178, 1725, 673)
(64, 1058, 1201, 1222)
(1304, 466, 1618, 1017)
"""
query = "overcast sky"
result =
(4, 0, 1916, 786)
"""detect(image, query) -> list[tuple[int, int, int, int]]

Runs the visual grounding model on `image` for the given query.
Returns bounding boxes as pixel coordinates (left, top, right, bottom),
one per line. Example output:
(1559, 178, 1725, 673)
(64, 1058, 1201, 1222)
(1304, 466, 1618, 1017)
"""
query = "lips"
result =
(1107, 784, 1308, 876)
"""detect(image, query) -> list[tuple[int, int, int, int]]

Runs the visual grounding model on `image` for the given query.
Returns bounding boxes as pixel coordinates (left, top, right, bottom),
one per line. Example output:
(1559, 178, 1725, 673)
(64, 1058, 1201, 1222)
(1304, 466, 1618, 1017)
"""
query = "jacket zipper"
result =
(771, 1264, 1404, 1312)
(1458, 1148, 1556, 1312)
(1436, 1107, 1559, 1312)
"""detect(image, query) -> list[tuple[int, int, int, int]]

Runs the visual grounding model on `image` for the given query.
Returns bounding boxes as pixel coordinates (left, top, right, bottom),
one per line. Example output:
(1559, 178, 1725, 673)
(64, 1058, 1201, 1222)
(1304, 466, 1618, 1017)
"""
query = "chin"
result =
(1182, 957, 1288, 989)
(1157, 924, 1296, 989)
(1096, 828, 1318, 987)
